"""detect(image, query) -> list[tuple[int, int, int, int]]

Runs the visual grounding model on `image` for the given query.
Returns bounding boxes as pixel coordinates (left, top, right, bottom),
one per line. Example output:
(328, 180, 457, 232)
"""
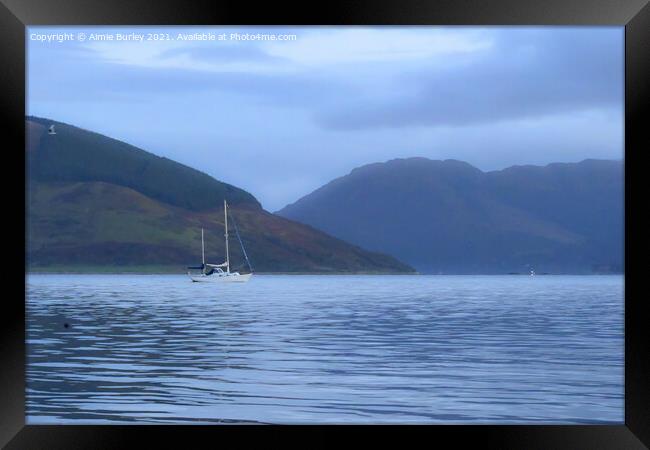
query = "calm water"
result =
(26, 274, 624, 424)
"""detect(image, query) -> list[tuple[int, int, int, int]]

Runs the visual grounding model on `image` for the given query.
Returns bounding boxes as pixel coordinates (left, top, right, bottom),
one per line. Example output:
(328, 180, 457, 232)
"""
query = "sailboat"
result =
(187, 200, 253, 283)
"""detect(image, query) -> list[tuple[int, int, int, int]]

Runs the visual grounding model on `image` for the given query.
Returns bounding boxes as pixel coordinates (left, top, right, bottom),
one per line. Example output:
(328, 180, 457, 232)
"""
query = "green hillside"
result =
(26, 118, 415, 274)
(27, 117, 260, 211)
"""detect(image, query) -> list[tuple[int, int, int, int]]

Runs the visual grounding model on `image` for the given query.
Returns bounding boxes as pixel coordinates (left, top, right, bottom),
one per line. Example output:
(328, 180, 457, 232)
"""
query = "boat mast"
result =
(224, 199, 230, 273)
(201, 228, 205, 271)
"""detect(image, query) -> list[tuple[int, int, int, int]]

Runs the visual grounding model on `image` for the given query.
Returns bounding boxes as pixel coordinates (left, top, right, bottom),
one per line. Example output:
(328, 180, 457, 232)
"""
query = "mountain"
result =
(26, 117, 415, 273)
(277, 157, 624, 274)
(27, 116, 260, 211)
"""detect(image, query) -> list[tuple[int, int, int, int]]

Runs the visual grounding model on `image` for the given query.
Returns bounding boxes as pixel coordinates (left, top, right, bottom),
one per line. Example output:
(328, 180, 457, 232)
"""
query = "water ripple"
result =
(26, 274, 624, 424)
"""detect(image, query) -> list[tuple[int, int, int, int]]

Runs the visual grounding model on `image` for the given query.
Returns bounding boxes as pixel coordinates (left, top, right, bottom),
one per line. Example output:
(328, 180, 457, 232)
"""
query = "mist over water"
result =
(26, 274, 624, 424)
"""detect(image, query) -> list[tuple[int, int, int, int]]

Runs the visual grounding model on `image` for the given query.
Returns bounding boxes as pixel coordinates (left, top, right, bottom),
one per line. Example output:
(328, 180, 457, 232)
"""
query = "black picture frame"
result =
(2, 0, 648, 448)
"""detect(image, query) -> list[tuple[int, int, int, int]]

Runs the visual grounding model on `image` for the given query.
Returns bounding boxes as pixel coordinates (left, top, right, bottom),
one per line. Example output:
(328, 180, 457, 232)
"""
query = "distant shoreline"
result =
(25, 266, 419, 276)
(26, 268, 622, 276)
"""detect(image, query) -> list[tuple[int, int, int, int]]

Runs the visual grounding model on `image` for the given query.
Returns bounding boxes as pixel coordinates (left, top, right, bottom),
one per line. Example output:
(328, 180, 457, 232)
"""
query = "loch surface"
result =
(26, 274, 624, 424)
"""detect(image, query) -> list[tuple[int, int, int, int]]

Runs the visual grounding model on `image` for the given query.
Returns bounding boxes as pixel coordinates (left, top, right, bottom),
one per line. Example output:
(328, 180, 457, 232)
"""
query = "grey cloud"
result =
(316, 28, 623, 130)
(158, 44, 288, 64)
(28, 51, 354, 108)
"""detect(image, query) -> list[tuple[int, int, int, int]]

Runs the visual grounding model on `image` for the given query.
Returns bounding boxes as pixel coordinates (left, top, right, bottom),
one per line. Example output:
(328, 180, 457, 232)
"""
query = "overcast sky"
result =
(27, 26, 624, 211)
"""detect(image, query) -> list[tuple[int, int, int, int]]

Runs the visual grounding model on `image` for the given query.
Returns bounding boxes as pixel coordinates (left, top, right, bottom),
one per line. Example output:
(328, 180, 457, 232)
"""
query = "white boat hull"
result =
(188, 272, 253, 283)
